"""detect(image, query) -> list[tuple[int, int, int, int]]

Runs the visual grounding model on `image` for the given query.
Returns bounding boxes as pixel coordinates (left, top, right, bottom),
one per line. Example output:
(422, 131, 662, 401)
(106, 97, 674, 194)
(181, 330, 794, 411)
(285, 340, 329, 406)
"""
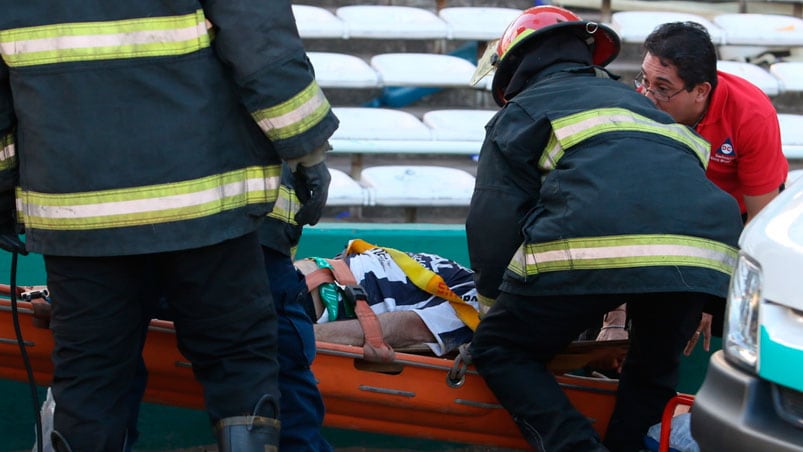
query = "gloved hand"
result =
(293, 160, 331, 226)
(0, 219, 27, 255)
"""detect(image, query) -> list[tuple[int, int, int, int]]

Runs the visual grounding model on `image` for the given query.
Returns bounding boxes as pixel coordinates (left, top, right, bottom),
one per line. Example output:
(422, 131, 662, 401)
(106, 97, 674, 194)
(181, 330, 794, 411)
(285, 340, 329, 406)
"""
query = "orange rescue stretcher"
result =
(1, 284, 634, 450)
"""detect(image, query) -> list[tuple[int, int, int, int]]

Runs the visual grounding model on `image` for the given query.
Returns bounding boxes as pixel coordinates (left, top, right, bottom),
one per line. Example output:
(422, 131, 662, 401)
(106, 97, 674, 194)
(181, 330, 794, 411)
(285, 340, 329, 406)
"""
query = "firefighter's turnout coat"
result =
(466, 65, 743, 304)
(260, 164, 305, 258)
(0, 1, 338, 256)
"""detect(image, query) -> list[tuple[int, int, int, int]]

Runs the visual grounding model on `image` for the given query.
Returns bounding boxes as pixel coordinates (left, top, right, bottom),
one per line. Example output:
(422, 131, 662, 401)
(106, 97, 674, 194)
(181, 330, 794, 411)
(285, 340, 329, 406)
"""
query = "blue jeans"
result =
(263, 247, 333, 452)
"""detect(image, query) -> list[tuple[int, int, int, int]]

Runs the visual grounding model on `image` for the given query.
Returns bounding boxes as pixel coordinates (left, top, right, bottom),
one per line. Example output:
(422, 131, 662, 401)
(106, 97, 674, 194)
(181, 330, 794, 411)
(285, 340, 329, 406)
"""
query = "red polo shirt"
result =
(696, 71, 788, 214)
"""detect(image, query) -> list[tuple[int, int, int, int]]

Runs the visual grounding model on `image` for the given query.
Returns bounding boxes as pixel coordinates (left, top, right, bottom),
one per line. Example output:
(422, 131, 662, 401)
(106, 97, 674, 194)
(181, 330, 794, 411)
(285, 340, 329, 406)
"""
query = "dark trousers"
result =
(262, 248, 333, 452)
(470, 291, 708, 452)
(45, 232, 279, 452)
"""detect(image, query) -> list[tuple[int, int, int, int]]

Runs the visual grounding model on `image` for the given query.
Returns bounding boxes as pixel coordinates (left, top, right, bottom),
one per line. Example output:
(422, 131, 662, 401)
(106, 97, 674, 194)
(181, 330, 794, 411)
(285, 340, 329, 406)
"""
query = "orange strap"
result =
(304, 259, 395, 363)
(304, 268, 336, 293)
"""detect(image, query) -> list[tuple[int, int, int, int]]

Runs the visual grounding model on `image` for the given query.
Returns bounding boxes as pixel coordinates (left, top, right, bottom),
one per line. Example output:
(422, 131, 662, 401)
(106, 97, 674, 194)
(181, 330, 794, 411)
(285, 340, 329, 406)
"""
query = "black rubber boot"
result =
(214, 395, 280, 452)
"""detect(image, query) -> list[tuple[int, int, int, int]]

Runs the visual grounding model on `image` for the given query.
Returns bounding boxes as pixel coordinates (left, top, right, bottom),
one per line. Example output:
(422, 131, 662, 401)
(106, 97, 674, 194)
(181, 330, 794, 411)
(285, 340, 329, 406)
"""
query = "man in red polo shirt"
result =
(639, 21, 788, 224)
(638, 21, 788, 348)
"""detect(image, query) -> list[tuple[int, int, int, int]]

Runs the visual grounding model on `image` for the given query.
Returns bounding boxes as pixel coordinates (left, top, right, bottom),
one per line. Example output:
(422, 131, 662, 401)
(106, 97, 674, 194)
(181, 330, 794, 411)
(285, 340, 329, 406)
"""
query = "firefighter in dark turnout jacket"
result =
(466, 6, 742, 452)
(0, 2, 338, 451)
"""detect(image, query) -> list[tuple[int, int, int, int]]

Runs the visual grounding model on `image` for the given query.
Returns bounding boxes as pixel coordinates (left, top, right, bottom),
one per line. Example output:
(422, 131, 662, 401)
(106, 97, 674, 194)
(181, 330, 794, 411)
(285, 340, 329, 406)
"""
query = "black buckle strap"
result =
(341, 285, 368, 304)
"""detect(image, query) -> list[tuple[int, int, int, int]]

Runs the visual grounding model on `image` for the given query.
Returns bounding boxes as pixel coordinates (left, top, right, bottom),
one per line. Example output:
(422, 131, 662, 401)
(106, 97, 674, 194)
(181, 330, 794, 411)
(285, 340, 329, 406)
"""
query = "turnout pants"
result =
(45, 232, 279, 452)
(470, 292, 708, 452)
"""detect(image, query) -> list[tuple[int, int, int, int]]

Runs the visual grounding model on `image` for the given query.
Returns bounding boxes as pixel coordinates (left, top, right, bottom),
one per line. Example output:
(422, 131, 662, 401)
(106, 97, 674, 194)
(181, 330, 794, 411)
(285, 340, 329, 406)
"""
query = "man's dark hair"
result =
(643, 21, 718, 91)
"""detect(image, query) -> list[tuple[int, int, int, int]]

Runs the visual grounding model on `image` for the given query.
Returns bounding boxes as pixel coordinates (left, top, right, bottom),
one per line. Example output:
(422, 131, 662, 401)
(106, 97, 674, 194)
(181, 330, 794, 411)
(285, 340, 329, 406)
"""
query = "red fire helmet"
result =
(472, 5, 621, 106)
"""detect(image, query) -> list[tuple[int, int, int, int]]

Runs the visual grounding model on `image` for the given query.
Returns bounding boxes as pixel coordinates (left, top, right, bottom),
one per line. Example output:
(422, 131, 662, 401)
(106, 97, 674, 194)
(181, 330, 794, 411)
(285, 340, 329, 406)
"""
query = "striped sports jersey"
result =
(317, 247, 478, 356)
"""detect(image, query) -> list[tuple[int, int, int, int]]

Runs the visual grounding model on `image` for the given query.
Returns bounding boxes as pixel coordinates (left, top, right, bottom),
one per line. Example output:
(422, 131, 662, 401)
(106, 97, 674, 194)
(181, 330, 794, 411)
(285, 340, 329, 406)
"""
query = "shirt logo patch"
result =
(710, 138, 736, 165)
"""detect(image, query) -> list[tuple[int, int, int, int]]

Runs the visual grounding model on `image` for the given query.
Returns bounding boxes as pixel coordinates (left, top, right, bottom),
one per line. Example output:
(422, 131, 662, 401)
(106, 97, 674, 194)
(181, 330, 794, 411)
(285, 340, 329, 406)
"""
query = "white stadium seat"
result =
(769, 61, 803, 92)
(714, 13, 803, 47)
(292, 5, 345, 39)
(438, 7, 521, 41)
(611, 11, 725, 44)
(329, 107, 483, 161)
(370, 53, 477, 87)
(715, 13, 803, 60)
(307, 52, 380, 89)
(777, 113, 803, 160)
(422, 109, 496, 142)
(360, 165, 476, 207)
(716, 60, 781, 96)
(327, 168, 370, 207)
(335, 5, 448, 40)
(331, 107, 433, 142)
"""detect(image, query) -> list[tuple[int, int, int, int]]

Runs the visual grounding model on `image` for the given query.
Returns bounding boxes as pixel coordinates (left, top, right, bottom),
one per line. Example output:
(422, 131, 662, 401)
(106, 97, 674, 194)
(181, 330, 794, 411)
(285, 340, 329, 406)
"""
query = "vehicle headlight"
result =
(723, 253, 762, 372)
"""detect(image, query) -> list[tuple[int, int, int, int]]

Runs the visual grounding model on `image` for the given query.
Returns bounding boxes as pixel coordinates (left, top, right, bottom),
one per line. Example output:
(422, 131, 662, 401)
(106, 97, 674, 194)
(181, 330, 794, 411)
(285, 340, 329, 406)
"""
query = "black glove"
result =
(0, 219, 27, 255)
(293, 160, 331, 226)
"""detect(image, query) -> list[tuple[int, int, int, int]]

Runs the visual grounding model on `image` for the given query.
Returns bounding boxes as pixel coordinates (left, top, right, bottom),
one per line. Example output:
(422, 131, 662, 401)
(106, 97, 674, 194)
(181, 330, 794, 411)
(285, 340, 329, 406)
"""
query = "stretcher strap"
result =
(325, 258, 395, 363)
(304, 262, 395, 363)
(345, 239, 480, 331)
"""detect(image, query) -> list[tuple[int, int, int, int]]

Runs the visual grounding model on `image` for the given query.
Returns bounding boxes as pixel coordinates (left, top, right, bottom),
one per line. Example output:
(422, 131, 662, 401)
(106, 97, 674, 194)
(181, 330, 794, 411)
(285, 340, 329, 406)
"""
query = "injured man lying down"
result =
(294, 240, 480, 357)
(296, 239, 629, 374)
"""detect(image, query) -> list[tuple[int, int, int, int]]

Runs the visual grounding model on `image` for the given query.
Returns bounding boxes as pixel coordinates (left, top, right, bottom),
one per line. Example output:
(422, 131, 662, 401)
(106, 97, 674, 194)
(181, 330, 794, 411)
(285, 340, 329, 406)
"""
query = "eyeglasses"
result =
(634, 72, 686, 102)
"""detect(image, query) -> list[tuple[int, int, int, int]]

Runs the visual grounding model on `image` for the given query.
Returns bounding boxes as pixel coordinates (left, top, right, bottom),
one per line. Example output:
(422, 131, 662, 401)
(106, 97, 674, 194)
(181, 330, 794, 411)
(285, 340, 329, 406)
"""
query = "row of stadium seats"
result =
(293, 4, 520, 41)
(612, 10, 803, 60)
(309, 48, 803, 98)
(293, 4, 503, 220)
(294, 4, 803, 57)
(297, 3, 803, 220)
(309, 51, 488, 90)
(298, 5, 803, 96)
(325, 107, 803, 220)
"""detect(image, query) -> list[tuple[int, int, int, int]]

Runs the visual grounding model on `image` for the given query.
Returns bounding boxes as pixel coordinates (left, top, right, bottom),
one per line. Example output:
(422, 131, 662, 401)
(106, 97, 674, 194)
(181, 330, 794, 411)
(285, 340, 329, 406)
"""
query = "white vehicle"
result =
(692, 172, 803, 451)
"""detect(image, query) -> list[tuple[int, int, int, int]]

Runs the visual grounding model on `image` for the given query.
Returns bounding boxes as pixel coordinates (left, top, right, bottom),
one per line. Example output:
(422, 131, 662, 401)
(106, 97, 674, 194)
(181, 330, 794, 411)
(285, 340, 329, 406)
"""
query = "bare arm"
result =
(314, 311, 435, 349)
(743, 189, 780, 223)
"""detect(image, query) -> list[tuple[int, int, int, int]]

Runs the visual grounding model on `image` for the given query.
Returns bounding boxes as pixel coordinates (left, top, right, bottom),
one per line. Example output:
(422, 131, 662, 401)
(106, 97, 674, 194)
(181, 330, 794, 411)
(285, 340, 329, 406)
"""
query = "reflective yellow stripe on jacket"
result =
(0, 10, 211, 67)
(538, 108, 710, 171)
(267, 184, 301, 226)
(252, 81, 332, 142)
(508, 234, 738, 277)
(0, 133, 15, 172)
(17, 165, 280, 231)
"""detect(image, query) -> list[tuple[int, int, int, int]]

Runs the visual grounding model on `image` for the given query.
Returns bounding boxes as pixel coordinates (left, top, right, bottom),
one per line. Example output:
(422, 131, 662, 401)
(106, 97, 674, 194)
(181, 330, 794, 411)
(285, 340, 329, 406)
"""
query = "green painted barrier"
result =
(297, 222, 469, 265)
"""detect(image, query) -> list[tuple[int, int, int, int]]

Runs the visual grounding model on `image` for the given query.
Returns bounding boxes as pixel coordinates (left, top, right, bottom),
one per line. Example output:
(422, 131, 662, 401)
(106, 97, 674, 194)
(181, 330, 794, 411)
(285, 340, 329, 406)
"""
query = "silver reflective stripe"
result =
(550, 108, 710, 168)
(253, 81, 331, 141)
(509, 234, 738, 277)
(267, 185, 300, 225)
(0, 10, 210, 67)
(24, 180, 274, 219)
(19, 166, 280, 231)
(0, 133, 14, 171)
(538, 134, 562, 172)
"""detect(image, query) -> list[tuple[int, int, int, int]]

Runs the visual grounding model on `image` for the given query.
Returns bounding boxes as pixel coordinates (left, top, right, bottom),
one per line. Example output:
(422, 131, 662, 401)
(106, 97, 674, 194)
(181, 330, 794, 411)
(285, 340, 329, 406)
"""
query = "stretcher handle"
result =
(659, 393, 696, 452)
(0, 283, 25, 297)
